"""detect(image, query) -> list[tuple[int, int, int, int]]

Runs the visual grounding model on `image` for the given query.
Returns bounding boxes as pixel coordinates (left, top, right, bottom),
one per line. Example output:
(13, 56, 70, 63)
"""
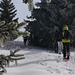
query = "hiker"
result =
(23, 35, 29, 47)
(57, 28, 63, 54)
(54, 28, 63, 54)
(62, 25, 72, 60)
(52, 30, 58, 53)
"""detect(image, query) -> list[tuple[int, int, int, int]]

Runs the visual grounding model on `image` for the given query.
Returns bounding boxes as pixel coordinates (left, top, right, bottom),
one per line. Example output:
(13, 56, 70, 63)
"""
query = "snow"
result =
(0, 0, 75, 74)
(0, 40, 75, 75)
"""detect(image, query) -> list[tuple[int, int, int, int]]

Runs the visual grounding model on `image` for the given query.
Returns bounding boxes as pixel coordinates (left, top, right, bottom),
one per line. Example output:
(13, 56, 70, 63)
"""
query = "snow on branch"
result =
(0, 21, 28, 47)
(23, 0, 51, 11)
(46, 0, 51, 3)
(0, 49, 25, 75)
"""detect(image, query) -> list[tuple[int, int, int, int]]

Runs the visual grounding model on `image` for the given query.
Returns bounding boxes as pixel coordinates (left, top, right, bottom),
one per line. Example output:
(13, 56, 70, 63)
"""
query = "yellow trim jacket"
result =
(62, 31, 70, 43)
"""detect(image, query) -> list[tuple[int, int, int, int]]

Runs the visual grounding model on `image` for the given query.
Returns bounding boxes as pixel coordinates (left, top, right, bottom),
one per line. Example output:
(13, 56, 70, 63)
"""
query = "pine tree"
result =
(0, 0, 29, 47)
(0, 21, 28, 47)
(26, 0, 75, 48)
(0, 49, 25, 75)
(0, 0, 18, 23)
(26, 0, 54, 47)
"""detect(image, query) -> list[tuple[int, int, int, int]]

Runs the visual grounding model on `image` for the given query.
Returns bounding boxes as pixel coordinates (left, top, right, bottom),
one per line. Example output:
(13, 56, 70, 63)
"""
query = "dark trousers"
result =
(63, 43, 70, 59)
(54, 41, 58, 53)
(24, 39, 27, 46)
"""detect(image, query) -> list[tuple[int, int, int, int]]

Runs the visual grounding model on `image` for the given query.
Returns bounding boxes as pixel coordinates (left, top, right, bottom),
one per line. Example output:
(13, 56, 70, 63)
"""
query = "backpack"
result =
(63, 30, 70, 40)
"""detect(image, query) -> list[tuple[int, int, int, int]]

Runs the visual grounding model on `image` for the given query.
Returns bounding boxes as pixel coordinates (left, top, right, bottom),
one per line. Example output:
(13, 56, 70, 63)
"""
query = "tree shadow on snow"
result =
(9, 58, 58, 68)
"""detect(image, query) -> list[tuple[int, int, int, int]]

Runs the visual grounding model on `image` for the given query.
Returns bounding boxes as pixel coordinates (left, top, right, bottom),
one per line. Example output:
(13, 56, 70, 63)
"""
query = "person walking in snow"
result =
(23, 32, 30, 47)
(54, 28, 63, 54)
(23, 35, 28, 46)
(57, 28, 63, 54)
(62, 25, 72, 60)
(53, 29, 59, 53)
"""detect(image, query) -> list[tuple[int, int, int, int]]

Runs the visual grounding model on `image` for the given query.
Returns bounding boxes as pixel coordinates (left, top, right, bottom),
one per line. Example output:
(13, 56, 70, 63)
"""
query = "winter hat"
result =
(63, 25, 68, 30)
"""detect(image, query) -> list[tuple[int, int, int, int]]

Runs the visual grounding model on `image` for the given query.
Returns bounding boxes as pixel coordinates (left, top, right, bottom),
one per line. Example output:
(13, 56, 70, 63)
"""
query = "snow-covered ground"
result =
(0, 39, 75, 75)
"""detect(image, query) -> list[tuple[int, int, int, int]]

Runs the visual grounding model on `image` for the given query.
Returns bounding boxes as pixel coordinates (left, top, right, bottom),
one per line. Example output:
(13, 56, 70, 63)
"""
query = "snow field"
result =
(0, 41, 75, 75)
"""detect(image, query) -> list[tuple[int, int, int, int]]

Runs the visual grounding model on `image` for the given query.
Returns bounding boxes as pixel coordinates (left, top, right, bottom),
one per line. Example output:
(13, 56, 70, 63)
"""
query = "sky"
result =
(12, 0, 31, 23)
(0, 0, 40, 23)
(12, 0, 41, 23)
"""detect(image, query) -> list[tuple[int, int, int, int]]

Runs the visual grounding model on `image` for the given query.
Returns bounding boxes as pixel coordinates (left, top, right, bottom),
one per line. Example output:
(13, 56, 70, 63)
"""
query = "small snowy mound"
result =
(2, 41, 24, 50)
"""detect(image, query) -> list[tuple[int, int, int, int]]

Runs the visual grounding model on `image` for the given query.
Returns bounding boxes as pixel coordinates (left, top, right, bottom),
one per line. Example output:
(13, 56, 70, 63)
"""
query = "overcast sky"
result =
(0, 0, 40, 23)
(12, 0, 31, 23)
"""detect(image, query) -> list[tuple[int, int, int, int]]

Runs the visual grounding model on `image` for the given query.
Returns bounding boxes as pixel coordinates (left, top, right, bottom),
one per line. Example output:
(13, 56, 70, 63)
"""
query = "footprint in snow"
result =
(40, 62, 47, 66)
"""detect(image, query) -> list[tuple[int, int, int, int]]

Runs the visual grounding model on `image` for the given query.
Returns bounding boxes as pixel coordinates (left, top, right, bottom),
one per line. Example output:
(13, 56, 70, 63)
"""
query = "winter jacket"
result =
(62, 25, 72, 43)
(55, 30, 62, 41)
